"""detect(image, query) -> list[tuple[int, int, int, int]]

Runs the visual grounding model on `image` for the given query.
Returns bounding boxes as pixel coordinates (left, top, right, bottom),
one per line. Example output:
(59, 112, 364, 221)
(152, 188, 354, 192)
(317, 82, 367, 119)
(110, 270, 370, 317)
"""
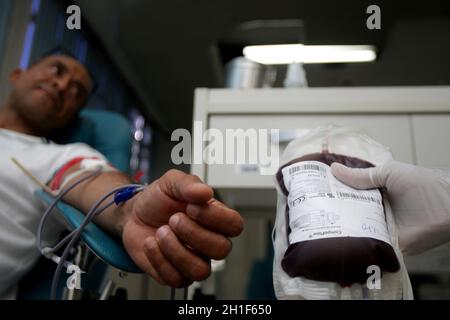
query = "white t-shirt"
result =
(0, 128, 106, 299)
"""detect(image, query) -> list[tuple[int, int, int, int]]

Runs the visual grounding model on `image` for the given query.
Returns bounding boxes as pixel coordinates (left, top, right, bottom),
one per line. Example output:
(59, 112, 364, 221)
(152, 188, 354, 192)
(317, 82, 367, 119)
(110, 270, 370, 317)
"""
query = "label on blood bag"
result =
(281, 161, 392, 245)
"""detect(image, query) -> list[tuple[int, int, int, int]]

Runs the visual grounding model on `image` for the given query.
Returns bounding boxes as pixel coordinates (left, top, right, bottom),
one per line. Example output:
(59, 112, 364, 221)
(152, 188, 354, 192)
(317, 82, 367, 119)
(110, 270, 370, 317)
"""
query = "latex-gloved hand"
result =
(331, 161, 450, 256)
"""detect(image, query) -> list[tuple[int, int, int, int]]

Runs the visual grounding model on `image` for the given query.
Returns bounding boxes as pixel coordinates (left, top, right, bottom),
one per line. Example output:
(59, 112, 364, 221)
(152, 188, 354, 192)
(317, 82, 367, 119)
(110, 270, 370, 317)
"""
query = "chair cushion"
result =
(49, 109, 132, 173)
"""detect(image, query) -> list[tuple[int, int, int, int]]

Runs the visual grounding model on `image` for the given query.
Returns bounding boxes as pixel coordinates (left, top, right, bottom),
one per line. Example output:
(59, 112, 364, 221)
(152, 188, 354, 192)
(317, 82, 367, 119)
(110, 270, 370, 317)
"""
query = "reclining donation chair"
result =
(17, 109, 142, 300)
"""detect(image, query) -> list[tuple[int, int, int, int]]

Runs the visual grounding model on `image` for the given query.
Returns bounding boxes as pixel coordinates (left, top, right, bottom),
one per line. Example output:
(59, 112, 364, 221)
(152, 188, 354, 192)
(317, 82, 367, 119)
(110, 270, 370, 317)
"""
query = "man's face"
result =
(9, 54, 93, 135)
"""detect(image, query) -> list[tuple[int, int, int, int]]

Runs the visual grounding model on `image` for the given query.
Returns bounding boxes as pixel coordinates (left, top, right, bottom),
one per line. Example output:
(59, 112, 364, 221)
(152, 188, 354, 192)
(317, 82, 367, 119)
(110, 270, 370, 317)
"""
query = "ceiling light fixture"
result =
(243, 44, 376, 65)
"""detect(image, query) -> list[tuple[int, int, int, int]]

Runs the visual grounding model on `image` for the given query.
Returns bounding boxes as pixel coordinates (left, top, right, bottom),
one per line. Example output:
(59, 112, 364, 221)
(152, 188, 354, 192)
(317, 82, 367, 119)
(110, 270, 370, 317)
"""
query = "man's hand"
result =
(331, 161, 450, 255)
(120, 169, 244, 287)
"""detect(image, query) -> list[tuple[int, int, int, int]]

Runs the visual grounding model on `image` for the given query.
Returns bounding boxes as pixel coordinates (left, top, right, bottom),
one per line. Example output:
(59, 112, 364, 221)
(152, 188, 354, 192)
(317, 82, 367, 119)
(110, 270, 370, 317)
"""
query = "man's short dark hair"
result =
(29, 46, 98, 98)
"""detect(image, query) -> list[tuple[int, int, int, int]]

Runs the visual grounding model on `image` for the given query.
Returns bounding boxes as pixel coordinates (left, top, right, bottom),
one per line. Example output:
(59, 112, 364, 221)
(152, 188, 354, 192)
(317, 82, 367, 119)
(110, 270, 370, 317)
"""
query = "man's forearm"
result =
(58, 170, 135, 237)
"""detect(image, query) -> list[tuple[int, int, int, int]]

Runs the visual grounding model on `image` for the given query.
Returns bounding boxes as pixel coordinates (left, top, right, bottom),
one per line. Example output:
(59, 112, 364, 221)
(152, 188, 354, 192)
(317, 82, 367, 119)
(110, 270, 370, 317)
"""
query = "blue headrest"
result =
(51, 109, 132, 173)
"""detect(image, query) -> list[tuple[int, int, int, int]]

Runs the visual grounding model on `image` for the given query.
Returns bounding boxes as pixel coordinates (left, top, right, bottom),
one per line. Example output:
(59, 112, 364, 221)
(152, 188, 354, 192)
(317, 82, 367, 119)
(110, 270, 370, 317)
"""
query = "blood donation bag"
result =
(276, 152, 399, 287)
(272, 126, 413, 300)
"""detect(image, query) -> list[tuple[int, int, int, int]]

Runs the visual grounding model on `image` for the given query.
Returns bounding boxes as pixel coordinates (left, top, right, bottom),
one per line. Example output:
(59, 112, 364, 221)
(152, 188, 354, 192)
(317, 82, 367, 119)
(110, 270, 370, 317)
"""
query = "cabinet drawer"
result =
(206, 114, 413, 188)
(412, 115, 450, 168)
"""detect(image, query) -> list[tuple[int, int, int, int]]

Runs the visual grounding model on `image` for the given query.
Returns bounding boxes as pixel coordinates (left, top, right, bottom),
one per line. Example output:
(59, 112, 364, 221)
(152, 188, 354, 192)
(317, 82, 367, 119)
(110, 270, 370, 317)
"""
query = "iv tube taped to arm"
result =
(32, 164, 144, 299)
(37, 169, 102, 254)
(47, 183, 144, 299)
(11, 156, 144, 298)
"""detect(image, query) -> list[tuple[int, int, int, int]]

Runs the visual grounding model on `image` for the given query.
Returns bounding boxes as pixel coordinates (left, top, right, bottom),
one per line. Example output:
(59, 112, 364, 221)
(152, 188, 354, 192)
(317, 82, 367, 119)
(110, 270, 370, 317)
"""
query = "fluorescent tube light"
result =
(243, 44, 376, 64)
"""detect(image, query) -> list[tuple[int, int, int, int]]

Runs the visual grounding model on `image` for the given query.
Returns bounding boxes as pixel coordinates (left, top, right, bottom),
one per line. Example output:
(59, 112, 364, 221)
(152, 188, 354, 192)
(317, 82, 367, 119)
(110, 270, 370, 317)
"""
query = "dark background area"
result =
(74, 0, 450, 132)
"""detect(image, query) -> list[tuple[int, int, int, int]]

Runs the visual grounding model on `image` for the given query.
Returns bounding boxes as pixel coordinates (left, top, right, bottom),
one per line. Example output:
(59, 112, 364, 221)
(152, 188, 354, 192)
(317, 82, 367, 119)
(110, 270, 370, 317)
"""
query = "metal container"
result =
(224, 57, 265, 89)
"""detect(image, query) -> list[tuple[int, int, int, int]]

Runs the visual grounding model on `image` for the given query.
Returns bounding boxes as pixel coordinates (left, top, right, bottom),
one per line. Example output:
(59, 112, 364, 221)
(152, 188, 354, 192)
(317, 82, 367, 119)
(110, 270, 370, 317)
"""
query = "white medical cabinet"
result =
(191, 86, 450, 299)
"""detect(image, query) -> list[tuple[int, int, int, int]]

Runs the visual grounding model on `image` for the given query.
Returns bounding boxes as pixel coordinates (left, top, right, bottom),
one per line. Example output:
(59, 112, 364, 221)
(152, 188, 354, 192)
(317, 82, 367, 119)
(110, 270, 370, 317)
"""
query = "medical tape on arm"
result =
(52, 157, 117, 194)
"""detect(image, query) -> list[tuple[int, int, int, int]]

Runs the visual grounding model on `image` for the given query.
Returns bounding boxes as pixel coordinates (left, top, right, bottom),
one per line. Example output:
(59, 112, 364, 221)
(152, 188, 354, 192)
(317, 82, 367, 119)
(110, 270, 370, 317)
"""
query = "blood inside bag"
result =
(276, 152, 400, 287)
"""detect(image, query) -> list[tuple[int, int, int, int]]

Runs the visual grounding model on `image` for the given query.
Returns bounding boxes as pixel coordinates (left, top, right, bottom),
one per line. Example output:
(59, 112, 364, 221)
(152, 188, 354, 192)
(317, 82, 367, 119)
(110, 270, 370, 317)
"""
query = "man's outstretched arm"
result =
(50, 167, 244, 287)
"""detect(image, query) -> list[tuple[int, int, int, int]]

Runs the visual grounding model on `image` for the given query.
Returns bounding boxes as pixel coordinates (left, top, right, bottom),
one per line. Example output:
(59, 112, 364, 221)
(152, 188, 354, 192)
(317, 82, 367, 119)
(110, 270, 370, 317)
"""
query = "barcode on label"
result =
(337, 191, 382, 205)
(289, 164, 326, 175)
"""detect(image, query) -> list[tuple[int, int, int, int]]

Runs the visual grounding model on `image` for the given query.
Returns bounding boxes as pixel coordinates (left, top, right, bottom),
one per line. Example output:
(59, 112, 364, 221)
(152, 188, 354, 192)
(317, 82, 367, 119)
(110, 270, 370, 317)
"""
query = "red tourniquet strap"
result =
(50, 156, 98, 190)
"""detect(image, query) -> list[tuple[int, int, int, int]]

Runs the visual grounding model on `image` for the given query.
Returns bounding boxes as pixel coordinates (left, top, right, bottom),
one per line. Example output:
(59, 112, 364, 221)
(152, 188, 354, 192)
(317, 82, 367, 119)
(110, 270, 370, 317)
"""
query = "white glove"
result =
(330, 161, 450, 256)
